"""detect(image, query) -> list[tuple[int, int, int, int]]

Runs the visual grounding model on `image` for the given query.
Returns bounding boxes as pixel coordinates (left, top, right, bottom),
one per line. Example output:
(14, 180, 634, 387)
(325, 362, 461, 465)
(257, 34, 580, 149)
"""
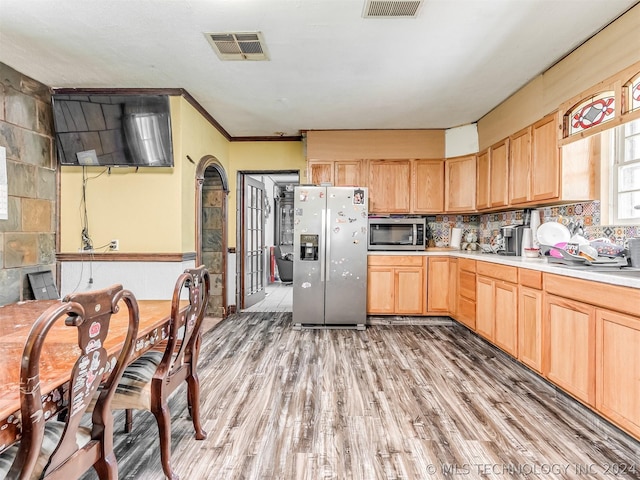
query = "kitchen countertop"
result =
(367, 249, 640, 289)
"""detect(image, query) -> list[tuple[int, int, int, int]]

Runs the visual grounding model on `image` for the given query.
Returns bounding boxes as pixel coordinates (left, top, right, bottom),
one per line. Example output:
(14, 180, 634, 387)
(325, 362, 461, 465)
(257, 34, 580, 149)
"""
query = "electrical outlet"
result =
(109, 239, 119, 251)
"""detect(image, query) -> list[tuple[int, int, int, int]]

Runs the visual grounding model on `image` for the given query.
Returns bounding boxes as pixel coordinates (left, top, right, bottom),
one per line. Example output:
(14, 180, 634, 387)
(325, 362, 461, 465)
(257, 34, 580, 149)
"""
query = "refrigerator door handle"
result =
(320, 208, 327, 282)
(325, 208, 331, 282)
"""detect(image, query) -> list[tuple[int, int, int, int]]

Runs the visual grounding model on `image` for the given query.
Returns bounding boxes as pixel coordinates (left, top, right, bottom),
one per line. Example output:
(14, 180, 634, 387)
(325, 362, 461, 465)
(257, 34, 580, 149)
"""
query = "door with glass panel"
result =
(242, 176, 266, 308)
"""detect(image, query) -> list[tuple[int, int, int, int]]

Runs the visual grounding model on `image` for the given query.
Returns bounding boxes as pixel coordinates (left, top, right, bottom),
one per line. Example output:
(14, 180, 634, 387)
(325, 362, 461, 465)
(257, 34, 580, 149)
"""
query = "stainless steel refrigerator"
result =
(292, 185, 368, 329)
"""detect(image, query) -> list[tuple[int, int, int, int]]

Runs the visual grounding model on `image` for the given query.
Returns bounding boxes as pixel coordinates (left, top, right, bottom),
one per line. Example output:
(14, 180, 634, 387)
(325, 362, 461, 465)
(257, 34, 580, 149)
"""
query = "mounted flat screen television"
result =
(52, 94, 174, 167)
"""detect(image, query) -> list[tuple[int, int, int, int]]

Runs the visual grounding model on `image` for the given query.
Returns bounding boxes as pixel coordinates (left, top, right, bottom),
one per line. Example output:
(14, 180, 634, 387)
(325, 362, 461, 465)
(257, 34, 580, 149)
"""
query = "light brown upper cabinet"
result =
(489, 138, 509, 208)
(368, 160, 412, 213)
(307, 160, 364, 187)
(445, 155, 476, 212)
(476, 149, 490, 210)
(412, 159, 445, 213)
(509, 126, 532, 205)
(531, 114, 560, 202)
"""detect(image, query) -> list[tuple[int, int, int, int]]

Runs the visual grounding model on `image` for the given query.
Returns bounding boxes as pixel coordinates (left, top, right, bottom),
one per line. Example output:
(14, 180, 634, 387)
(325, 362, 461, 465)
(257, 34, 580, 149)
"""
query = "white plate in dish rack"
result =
(536, 222, 571, 247)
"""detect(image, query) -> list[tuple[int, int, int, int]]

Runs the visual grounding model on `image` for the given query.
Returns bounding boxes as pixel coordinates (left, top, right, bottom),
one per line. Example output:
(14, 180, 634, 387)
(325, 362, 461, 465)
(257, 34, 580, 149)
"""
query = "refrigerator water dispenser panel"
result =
(300, 234, 319, 261)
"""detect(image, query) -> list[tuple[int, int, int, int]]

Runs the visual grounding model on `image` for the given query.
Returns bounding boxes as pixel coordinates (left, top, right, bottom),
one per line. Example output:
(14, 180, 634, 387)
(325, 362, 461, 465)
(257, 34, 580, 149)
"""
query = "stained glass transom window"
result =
(629, 75, 640, 112)
(568, 92, 616, 135)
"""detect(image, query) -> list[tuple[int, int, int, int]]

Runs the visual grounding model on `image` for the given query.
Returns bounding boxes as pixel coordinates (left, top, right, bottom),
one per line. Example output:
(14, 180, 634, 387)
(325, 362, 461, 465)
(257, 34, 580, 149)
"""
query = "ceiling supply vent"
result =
(363, 0, 423, 18)
(205, 32, 269, 61)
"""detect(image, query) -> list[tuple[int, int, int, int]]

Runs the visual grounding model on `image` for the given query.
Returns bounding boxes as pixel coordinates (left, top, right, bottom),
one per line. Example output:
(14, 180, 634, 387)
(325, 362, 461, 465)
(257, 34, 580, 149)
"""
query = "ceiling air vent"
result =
(205, 32, 269, 61)
(363, 0, 423, 18)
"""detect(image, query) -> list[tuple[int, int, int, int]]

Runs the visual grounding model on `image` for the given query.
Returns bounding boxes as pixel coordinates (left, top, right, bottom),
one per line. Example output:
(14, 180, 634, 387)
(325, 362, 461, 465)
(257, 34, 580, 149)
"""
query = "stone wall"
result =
(0, 63, 56, 305)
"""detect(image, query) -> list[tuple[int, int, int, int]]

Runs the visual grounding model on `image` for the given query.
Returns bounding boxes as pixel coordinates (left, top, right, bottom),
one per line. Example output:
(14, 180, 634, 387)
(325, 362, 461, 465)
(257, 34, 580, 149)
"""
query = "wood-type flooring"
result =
(81, 313, 640, 479)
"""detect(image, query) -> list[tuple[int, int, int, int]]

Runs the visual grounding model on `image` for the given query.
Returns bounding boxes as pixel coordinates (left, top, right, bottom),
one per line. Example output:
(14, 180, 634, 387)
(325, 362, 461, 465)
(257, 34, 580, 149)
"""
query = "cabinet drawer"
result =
(457, 296, 476, 329)
(368, 255, 424, 267)
(459, 270, 476, 300)
(477, 261, 517, 283)
(458, 258, 476, 273)
(519, 268, 542, 289)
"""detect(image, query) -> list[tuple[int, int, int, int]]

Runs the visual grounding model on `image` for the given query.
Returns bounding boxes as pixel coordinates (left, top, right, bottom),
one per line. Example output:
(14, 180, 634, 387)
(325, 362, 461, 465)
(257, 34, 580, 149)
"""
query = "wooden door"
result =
(427, 257, 449, 312)
(531, 113, 560, 202)
(413, 159, 444, 213)
(368, 160, 412, 213)
(509, 127, 531, 205)
(448, 258, 458, 317)
(518, 286, 543, 372)
(596, 309, 640, 439)
(445, 155, 476, 212)
(494, 281, 518, 356)
(334, 160, 363, 186)
(475, 150, 490, 210)
(544, 295, 596, 405)
(242, 176, 266, 308)
(395, 267, 424, 315)
(475, 276, 494, 340)
(489, 138, 509, 208)
(367, 266, 395, 314)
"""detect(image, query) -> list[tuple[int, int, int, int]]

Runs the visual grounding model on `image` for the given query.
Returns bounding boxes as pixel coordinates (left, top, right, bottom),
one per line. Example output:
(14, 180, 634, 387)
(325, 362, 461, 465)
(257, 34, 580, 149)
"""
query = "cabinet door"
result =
(596, 309, 640, 439)
(476, 276, 494, 340)
(489, 138, 509, 208)
(367, 266, 395, 314)
(427, 257, 449, 312)
(413, 159, 444, 213)
(335, 160, 363, 187)
(544, 295, 595, 405)
(509, 127, 531, 205)
(368, 160, 411, 213)
(448, 258, 458, 317)
(518, 286, 542, 372)
(476, 150, 490, 211)
(395, 267, 424, 315)
(457, 269, 476, 329)
(531, 114, 560, 202)
(445, 155, 476, 212)
(308, 161, 333, 185)
(494, 281, 518, 356)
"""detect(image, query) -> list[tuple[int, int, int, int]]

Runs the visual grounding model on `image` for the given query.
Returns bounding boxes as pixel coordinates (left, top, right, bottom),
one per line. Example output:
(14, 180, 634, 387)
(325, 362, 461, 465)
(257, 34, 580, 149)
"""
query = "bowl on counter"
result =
(524, 247, 540, 258)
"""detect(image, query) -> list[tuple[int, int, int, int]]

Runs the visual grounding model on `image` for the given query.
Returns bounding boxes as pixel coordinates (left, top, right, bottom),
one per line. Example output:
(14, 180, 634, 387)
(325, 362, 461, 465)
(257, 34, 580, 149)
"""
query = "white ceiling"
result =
(1, 0, 638, 138)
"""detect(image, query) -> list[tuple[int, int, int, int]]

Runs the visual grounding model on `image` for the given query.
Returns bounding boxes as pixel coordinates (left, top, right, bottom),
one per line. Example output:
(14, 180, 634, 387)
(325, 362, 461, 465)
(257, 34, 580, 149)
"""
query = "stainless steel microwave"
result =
(367, 218, 427, 251)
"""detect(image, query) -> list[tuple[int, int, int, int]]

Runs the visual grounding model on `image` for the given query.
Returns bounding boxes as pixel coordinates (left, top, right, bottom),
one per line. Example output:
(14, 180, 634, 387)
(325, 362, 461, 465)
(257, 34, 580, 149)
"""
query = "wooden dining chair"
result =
(0, 284, 139, 480)
(110, 266, 210, 480)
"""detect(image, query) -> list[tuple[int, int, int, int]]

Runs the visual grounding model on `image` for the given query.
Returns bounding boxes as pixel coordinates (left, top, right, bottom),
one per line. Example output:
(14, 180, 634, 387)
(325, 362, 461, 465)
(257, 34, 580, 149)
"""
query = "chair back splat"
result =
(5, 284, 139, 480)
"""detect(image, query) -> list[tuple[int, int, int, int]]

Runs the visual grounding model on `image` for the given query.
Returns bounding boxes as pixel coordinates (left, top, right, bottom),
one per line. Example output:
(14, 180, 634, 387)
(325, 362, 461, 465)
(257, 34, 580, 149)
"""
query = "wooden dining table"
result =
(0, 298, 176, 452)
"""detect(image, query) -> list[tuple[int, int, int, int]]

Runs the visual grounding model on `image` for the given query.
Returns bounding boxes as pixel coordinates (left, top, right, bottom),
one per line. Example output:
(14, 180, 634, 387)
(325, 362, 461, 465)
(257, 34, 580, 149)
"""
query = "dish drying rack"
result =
(539, 244, 628, 268)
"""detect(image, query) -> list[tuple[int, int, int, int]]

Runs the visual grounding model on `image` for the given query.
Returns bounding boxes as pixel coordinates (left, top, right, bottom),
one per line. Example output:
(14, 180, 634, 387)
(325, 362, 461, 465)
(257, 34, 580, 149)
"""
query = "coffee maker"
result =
(498, 225, 527, 256)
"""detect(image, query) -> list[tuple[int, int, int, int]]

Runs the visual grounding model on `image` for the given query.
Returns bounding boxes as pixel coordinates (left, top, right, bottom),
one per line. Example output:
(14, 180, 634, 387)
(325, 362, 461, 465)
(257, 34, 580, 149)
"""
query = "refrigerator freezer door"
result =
(293, 186, 326, 325)
(324, 187, 368, 327)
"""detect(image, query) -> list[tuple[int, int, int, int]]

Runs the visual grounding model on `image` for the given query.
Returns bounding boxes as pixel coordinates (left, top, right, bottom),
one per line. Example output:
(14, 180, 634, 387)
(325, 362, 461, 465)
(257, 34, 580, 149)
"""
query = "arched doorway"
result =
(196, 156, 229, 317)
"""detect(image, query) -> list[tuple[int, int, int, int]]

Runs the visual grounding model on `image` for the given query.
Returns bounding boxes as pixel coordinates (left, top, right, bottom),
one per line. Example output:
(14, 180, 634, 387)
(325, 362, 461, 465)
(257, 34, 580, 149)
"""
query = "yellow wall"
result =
(59, 96, 229, 253)
(478, 4, 640, 149)
(227, 141, 305, 248)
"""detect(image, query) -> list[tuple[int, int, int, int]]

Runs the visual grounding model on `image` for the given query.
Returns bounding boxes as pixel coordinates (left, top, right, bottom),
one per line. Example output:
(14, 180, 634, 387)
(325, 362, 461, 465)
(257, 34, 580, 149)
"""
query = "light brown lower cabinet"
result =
(426, 257, 450, 313)
(596, 308, 640, 439)
(518, 285, 543, 372)
(543, 294, 596, 406)
(476, 277, 518, 356)
(456, 259, 476, 329)
(367, 256, 425, 315)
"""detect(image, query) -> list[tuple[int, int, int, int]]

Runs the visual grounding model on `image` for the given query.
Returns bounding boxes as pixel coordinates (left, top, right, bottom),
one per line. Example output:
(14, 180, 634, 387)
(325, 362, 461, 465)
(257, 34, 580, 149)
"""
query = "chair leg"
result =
(152, 401, 179, 480)
(125, 409, 134, 433)
(93, 451, 118, 480)
(187, 374, 207, 440)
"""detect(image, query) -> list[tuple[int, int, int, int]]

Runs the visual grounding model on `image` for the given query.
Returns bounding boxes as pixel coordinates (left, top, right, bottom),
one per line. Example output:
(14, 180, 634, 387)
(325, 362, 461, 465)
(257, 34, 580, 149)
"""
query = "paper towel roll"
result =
(450, 227, 463, 249)
(521, 228, 532, 256)
(530, 209, 541, 247)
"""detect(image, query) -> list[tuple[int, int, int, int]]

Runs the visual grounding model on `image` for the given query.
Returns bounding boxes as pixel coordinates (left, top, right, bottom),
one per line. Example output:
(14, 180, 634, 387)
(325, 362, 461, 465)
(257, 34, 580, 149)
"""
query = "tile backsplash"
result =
(427, 201, 639, 249)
